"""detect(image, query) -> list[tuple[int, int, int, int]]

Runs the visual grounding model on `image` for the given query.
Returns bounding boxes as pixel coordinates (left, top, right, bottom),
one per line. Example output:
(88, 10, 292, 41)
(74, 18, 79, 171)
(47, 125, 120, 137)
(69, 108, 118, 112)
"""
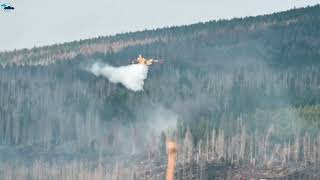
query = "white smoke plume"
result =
(88, 63, 149, 91)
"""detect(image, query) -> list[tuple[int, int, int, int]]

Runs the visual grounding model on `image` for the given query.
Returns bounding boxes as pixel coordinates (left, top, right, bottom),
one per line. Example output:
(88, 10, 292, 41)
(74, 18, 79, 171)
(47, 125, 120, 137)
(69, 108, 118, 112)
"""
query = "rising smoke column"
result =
(88, 63, 149, 91)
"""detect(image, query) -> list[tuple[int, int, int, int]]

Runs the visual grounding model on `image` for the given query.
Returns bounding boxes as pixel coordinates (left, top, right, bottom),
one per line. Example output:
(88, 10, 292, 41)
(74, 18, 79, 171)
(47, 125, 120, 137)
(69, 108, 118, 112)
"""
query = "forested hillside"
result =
(1, 5, 320, 179)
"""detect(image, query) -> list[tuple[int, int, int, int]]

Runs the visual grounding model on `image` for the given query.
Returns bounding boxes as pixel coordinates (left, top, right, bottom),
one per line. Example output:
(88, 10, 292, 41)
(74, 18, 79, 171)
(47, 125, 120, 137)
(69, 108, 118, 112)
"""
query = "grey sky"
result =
(0, 0, 319, 51)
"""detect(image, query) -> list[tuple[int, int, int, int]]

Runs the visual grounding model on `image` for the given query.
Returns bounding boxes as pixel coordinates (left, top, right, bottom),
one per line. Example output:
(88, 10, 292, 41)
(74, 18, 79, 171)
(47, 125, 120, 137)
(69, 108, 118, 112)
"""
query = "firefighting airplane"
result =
(131, 55, 164, 66)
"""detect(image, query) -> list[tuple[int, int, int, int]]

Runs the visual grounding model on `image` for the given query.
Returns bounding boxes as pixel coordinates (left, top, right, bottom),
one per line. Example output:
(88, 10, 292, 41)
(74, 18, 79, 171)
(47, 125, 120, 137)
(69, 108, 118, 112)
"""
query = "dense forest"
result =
(1, 5, 320, 179)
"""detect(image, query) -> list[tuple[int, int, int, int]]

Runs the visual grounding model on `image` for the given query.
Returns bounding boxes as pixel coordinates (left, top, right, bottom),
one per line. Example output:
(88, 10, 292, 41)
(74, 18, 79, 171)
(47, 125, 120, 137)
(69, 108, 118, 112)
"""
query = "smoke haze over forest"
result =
(1, 4, 320, 179)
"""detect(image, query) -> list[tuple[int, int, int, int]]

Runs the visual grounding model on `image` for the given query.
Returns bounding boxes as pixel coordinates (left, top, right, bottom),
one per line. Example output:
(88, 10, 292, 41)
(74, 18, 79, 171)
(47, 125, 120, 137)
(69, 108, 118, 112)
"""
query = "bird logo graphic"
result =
(0, 3, 14, 11)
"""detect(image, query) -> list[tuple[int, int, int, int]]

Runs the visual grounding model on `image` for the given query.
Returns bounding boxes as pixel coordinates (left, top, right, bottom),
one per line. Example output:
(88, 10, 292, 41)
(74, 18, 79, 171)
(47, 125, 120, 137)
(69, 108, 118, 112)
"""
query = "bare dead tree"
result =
(184, 127, 193, 163)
